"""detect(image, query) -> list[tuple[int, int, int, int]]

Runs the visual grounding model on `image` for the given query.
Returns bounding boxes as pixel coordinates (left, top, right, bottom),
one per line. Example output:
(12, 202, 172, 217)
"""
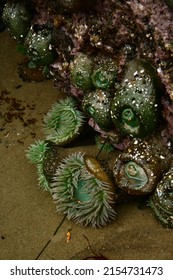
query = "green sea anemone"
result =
(91, 55, 117, 90)
(26, 140, 51, 191)
(124, 161, 148, 189)
(24, 26, 56, 67)
(82, 89, 112, 130)
(26, 140, 48, 164)
(51, 152, 116, 227)
(112, 136, 173, 195)
(70, 52, 93, 92)
(149, 168, 173, 228)
(44, 97, 85, 146)
(2, 1, 32, 43)
(110, 59, 163, 137)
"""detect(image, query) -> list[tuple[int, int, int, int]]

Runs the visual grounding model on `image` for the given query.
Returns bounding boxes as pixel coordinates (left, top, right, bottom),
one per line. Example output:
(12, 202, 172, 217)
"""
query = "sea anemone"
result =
(110, 59, 163, 137)
(91, 55, 118, 90)
(44, 97, 85, 146)
(149, 167, 173, 228)
(24, 26, 56, 68)
(2, 1, 32, 43)
(82, 89, 112, 130)
(112, 136, 173, 195)
(26, 140, 51, 191)
(70, 52, 93, 92)
(51, 152, 116, 227)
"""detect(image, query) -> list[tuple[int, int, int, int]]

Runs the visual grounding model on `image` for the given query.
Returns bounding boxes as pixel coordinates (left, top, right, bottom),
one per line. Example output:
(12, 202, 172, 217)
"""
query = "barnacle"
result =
(51, 153, 116, 227)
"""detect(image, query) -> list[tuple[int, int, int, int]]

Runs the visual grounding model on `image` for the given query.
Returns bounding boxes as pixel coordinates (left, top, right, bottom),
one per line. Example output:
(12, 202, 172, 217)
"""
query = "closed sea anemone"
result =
(44, 97, 85, 146)
(112, 136, 173, 195)
(110, 59, 163, 137)
(82, 89, 112, 130)
(2, 1, 32, 43)
(51, 152, 116, 227)
(70, 52, 93, 92)
(149, 167, 173, 228)
(91, 55, 118, 90)
(24, 26, 56, 68)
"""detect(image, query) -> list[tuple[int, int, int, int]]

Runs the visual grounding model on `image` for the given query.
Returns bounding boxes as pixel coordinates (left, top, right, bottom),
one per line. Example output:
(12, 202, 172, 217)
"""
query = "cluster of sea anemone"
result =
(2, 0, 173, 228)
(26, 94, 173, 228)
(26, 117, 117, 227)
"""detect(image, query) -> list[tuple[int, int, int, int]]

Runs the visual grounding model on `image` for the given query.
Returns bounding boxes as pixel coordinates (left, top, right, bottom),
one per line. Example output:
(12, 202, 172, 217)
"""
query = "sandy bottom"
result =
(0, 30, 173, 260)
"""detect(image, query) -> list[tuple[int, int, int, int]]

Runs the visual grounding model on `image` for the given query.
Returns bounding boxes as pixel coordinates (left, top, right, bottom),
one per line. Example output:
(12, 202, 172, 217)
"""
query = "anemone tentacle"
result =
(44, 97, 85, 146)
(51, 152, 116, 227)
